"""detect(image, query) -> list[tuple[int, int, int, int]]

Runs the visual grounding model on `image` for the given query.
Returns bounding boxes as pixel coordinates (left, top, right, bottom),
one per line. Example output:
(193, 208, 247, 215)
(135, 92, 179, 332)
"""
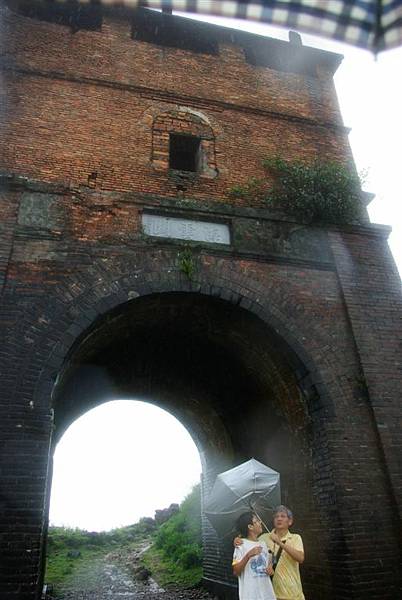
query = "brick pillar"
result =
(331, 227, 402, 515)
(0, 261, 54, 599)
(0, 391, 53, 599)
(330, 226, 402, 592)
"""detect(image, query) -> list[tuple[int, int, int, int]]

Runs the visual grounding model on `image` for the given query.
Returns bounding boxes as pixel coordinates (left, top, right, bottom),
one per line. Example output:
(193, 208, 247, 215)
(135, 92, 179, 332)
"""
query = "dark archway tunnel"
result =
(54, 293, 311, 470)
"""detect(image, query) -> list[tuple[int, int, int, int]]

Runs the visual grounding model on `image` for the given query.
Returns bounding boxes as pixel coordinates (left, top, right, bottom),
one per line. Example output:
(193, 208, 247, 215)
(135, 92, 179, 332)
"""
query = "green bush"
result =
(155, 485, 202, 569)
(141, 485, 203, 588)
(229, 156, 363, 225)
(180, 543, 203, 568)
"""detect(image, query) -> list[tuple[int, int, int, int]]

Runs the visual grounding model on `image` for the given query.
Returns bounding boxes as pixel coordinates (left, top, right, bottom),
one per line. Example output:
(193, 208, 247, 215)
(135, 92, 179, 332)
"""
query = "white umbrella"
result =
(204, 458, 281, 539)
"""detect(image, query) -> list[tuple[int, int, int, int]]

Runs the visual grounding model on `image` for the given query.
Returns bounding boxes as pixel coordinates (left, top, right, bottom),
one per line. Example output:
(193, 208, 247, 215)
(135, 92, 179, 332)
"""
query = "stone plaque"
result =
(142, 213, 230, 245)
(233, 218, 332, 264)
(18, 193, 62, 229)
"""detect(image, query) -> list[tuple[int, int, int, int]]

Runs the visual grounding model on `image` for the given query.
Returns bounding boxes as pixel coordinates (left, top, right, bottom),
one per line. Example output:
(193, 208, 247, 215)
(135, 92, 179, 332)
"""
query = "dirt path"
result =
(56, 555, 161, 599)
(55, 554, 217, 600)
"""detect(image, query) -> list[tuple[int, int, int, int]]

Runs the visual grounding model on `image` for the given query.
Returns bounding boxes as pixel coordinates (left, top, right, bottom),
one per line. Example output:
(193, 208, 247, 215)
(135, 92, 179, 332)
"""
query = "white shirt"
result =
(233, 538, 276, 600)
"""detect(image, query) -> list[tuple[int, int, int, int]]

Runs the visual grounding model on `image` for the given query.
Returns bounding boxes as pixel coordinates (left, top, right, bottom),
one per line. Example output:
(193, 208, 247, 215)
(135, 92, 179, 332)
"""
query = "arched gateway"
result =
(0, 4, 401, 600)
(49, 280, 334, 597)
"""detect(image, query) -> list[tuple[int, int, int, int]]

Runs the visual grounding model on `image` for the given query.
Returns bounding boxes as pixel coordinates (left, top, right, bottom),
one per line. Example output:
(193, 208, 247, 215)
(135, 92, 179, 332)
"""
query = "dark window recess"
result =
(169, 135, 201, 172)
(18, 0, 102, 32)
(132, 9, 219, 55)
(243, 42, 317, 77)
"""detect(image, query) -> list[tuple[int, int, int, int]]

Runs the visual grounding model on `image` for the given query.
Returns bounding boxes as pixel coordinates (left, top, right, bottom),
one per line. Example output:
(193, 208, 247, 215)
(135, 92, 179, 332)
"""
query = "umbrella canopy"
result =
(41, 0, 402, 54)
(204, 458, 280, 539)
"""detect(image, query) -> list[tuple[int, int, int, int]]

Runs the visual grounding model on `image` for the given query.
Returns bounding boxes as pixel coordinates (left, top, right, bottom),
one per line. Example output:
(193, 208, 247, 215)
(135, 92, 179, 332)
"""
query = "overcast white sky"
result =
(49, 16, 402, 532)
(49, 401, 202, 531)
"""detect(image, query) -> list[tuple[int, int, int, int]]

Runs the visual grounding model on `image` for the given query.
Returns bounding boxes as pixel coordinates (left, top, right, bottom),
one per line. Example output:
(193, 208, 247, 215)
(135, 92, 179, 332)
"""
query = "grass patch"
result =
(46, 545, 107, 596)
(46, 519, 156, 594)
(141, 545, 202, 588)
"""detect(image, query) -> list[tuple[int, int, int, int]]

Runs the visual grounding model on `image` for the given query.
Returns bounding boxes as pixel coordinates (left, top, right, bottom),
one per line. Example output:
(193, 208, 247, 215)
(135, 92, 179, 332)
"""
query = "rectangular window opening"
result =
(169, 134, 201, 173)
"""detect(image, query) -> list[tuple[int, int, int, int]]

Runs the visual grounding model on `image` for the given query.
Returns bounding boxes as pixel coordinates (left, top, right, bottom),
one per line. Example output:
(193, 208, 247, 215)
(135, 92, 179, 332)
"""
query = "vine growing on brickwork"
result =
(229, 156, 364, 225)
(178, 246, 196, 280)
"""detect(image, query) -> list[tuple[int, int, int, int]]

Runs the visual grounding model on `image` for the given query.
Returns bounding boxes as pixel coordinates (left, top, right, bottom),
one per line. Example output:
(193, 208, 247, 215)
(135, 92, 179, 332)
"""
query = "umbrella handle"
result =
(251, 506, 270, 534)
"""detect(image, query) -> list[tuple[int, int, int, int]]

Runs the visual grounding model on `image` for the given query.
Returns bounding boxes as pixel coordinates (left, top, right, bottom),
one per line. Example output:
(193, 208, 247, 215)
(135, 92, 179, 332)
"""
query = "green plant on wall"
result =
(178, 246, 196, 280)
(229, 176, 268, 204)
(229, 156, 363, 225)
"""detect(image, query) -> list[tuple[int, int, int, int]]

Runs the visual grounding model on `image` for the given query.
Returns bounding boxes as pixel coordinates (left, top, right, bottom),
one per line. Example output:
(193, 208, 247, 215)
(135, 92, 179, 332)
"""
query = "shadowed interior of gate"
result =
(53, 293, 310, 470)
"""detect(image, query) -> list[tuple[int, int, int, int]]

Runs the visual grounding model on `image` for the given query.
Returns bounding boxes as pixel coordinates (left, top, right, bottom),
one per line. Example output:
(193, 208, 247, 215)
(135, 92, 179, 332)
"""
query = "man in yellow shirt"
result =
(259, 505, 305, 600)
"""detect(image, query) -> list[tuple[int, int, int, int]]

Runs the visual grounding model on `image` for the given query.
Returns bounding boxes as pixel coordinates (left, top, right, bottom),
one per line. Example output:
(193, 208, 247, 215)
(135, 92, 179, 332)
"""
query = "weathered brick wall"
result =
(2, 72, 351, 203)
(0, 5, 353, 205)
(0, 5, 401, 600)
(0, 8, 342, 118)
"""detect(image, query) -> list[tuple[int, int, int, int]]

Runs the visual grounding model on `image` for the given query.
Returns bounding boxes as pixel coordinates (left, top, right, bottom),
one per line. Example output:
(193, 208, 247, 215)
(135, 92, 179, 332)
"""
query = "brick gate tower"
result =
(1, 3, 401, 600)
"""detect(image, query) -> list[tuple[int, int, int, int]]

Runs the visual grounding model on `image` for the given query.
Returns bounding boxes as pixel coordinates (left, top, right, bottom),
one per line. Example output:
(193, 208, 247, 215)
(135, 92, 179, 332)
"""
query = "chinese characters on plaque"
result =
(142, 214, 230, 245)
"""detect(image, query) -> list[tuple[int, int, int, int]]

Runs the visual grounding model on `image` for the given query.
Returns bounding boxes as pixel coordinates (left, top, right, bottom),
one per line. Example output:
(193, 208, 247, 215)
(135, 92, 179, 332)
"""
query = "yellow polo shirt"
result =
(259, 530, 305, 600)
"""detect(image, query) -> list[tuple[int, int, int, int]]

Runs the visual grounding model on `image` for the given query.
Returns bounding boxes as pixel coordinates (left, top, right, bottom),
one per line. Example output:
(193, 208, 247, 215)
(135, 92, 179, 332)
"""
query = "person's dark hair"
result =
(236, 511, 256, 538)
